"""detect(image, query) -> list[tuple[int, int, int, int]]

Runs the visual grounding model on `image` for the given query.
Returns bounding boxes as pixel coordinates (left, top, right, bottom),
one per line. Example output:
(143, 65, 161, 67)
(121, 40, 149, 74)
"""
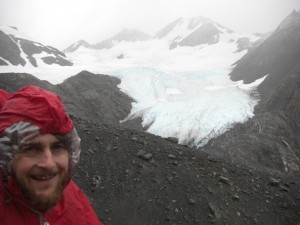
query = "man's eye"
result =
(52, 143, 67, 153)
(20, 145, 39, 153)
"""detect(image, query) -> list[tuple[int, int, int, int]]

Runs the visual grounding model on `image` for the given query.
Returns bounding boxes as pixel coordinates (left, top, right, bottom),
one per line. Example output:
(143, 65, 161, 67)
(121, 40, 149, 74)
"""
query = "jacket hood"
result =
(0, 86, 81, 176)
(0, 86, 73, 134)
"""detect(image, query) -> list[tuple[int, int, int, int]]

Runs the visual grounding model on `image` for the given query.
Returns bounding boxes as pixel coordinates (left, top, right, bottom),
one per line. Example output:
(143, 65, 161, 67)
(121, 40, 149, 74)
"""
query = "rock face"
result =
(0, 71, 133, 124)
(0, 26, 73, 67)
(230, 10, 300, 99)
(203, 10, 300, 175)
(56, 70, 134, 123)
(203, 75, 300, 174)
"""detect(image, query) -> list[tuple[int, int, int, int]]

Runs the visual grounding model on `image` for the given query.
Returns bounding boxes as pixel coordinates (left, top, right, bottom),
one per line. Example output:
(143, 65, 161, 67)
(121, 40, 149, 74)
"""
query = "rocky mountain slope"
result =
(203, 71, 300, 174)
(0, 26, 73, 67)
(74, 116, 300, 225)
(0, 71, 133, 125)
(201, 10, 300, 175)
(230, 10, 300, 99)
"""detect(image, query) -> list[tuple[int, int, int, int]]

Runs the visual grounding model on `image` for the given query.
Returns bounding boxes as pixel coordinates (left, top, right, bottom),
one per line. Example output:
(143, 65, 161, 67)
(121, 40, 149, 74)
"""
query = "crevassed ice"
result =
(116, 67, 259, 147)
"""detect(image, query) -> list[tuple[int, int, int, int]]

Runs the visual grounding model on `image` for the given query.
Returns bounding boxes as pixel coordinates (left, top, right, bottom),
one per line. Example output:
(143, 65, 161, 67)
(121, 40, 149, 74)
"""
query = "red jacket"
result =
(0, 178, 103, 225)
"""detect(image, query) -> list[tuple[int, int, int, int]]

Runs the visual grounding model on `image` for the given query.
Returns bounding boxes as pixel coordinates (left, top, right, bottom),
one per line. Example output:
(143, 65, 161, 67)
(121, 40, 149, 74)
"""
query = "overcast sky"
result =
(0, 0, 299, 50)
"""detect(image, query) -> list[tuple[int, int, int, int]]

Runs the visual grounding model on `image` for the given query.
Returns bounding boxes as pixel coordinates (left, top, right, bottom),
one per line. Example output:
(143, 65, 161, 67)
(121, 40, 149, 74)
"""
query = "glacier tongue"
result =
(117, 67, 259, 147)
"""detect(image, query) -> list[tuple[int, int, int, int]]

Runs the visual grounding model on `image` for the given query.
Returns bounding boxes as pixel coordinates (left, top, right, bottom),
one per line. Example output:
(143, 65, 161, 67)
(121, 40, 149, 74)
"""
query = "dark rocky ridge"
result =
(200, 10, 300, 176)
(229, 10, 300, 100)
(203, 71, 300, 175)
(56, 71, 134, 124)
(0, 71, 133, 125)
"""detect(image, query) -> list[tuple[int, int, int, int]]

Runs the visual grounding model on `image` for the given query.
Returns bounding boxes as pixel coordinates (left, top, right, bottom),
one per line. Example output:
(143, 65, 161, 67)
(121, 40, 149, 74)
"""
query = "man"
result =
(0, 86, 103, 225)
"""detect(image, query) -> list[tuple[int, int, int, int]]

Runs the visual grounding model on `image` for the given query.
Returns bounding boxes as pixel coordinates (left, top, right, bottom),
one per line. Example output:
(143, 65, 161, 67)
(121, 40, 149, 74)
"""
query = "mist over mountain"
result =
(64, 16, 261, 53)
(0, 26, 72, 67)
(64, 29, 152, 52)
(154, 16, 259, 50)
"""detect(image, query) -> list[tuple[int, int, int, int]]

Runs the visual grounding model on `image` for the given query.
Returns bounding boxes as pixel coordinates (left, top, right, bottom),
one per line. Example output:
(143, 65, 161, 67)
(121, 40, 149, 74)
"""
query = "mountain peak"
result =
(276, 9, 300, 31)
(64, 40, 90, 52)
(154, 17, 184, 39)
(187, 16, 209, 29)
(154, 15, 240, 49)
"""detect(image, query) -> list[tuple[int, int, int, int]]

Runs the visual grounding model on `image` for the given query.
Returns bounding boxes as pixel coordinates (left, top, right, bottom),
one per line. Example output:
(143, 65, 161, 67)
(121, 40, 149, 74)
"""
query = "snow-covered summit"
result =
(65, 15, 260, 53)
(0, 25, 72, 67)
(65, 29, 152, 53)
(92, 29, 152, 50)
(154, 16, 258, 50)
(64, 40, 91, 53)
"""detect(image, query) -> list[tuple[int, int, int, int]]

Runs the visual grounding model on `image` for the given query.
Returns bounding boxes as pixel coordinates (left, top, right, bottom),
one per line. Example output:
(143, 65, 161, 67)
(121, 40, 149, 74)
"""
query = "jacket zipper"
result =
(14, 196, 51, 225)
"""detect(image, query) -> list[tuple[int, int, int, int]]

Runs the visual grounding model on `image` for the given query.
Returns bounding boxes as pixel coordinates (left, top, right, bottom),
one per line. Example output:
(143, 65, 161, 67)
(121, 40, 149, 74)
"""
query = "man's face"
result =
(10, 134, 70, 210)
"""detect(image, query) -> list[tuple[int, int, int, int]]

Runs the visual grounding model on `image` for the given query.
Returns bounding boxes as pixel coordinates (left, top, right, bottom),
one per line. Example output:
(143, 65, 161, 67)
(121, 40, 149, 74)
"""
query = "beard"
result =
(11, 165, 71, 211)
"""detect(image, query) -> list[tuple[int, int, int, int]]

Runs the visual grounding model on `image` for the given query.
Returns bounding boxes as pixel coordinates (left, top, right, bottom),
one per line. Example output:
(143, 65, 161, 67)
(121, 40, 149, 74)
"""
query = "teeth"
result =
(33, 175, 55, 180)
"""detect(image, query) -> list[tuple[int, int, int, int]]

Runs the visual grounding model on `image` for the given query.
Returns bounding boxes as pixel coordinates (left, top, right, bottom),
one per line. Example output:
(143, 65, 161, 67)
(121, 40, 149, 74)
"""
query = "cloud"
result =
(0, 0, 299, 49)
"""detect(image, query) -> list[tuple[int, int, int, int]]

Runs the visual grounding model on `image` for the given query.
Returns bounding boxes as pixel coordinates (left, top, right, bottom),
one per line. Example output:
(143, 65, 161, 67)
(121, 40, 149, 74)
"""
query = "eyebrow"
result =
(21, 141, 42, 148)
(21, 140, 66, 148)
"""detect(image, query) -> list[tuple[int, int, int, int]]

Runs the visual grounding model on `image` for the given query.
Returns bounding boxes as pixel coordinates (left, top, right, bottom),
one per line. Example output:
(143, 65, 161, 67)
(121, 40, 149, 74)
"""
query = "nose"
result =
(36, 147, 56, 169)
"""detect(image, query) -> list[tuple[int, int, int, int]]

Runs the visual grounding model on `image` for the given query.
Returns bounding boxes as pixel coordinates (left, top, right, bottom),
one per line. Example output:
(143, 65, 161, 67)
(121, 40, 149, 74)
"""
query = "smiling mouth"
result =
(31, 174, 57, 181)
